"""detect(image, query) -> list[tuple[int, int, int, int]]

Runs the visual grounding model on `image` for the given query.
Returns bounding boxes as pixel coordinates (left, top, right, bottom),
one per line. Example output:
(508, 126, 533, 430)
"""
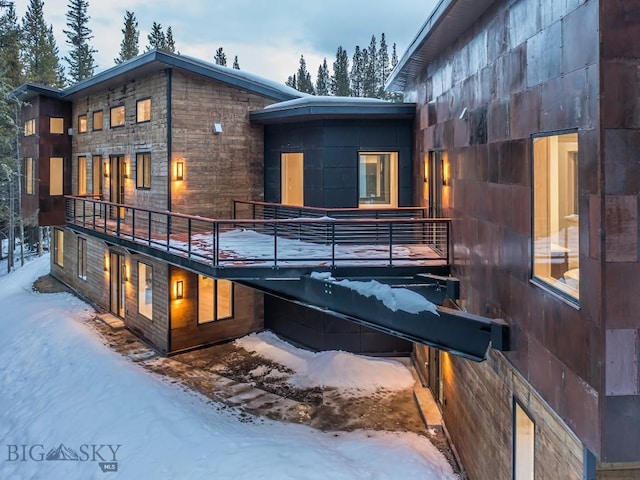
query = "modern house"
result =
(386, 0, 639, 478)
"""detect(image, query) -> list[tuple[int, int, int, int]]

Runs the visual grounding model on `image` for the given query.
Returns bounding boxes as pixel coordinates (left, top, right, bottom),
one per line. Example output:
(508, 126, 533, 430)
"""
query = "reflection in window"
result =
(138, 262, 153, 319)
(136, 98, 151, 123)
(110, 106, 125, 127)
(50, 157, 64, 195)
(358, 152, 398, 208)
(198, 275, 233, 324)
(533, 132, 579, 300)
(50, 117, 64, 134)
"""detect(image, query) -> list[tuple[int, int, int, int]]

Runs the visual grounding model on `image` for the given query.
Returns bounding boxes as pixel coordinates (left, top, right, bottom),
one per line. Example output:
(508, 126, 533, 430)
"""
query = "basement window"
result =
(198, 276, 233, 324)
(138, 262, 153, 320)
(513, 400, 535, 480)
(53, 228, 64, 267)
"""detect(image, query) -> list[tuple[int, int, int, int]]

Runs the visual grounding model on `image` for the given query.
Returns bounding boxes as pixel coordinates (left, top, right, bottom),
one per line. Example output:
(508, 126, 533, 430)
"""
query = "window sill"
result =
(529, 278, 580, 310)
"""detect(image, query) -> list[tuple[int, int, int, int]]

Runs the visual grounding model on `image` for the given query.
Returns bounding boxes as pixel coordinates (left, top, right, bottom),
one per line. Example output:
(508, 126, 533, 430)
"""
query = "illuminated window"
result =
(93, 110, 103, 131)
(24, 157, 35, 195)
(78, 237, 87, 280)
(24, 118, 35, 136)
(136, 152, 151, 189)
(92, 155, 102, 195)
(50, 117, 64, 134)
(198, 275, 233, 324)
(78, 114, 87, 133)
(53, 228, 64, 267)
(110, 106, 125, 128)
(78, 156, 87, 195)
(50, 157, 64, 195)
(533, 132, 579, 300)
(136, 98, 151, 123)
(138, 262, 153, 320)
(358, 152, 398, 208)
(513, 401, 535, 480)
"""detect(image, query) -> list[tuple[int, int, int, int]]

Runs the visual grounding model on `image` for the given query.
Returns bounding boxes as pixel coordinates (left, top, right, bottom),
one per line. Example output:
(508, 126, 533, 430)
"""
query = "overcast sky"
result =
(11, 0, 439, 84)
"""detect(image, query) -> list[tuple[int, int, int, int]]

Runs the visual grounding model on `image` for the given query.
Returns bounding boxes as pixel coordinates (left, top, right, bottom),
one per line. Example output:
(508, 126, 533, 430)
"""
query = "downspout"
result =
(166, 67, 173, 354)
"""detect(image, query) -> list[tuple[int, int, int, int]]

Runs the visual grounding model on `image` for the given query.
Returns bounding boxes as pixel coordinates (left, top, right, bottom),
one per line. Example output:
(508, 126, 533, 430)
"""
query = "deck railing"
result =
(66, 196, 451, 269)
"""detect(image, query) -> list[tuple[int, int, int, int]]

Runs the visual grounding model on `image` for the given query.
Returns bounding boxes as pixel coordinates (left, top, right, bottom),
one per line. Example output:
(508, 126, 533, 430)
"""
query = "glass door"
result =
(109, 155, 125, 219)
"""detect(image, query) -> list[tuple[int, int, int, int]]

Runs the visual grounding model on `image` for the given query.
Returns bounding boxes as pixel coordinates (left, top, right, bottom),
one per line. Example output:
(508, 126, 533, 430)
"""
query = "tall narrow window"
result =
(50, 157, 64, 195)
(77, 237, 87, 280)
(513, 401, 535, 480)
(24, 119, 35, 136)
(198, 275, 233, 324)
(281, 153, 304, 206)
(78, 114, 87, 133)
(92, 155, 102, 195)
(138, 262, 153, 319)
(93, 110, 103, 131)
(358, 152, 398, 208)
(24, 157, 35, 195)
(532, 132, 579, 300)
(53, 228, 64, 267)
(50, 117, 64, 134)
(136, 152, 151, 189)
(78, 156, 87, 195)
(136, 98, 151, 123)
(110, 106, 125, 128)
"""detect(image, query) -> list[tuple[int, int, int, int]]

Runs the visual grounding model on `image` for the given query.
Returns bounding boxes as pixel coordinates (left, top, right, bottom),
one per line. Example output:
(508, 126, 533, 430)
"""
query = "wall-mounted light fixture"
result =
(424, 159, 429, 184)
(124, 161, 131, 179)
(442, 157, 450, 187)
(176, 280, 184, 299)
(176, 161, 184, 181)
(212, 123, 223, 134)
(103, 254, 109, 271)
(104, 160, 110, 178)
(124, 263, 130, 282)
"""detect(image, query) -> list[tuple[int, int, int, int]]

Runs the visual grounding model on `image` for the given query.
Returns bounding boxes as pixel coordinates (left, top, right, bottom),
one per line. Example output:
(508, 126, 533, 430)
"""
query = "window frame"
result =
(530, 129, 580, 305)
(92, 110, 103, 131)
(512, 398, 535, 480)
(357, 151, 399, 208)
(137, 262, 153, 320)
(77, 237, 87, 280)
(136, 152, 151, 189)
(53, 228, 64, 267)
(110, 105, 125, 128)
(24, 118, 36, 136)
(136, 98, 151, 124)
(197, 276, 234, 324)
(78, 114, 87, 133)
(24, 157, 35, 195)
(78, 155, 87, 195)
(49, 117, 64, 134)
(50, 157, 64, 196)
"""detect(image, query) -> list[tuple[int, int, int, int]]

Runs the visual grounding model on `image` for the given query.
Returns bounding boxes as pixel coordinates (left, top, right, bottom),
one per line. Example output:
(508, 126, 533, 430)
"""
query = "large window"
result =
(138, 262, 153, 320)
(50, 117, 64, 134)
(77, 237, 87, 280)
(92, 155, 102, 195)
(93, 110, 103, 131)
(110, 105, 125, 128)
(198, 275, 233, 324)
(136, 152, 151, 189)
(78, 114, 87, 133)
(136, 98, 151, 123)
(358, 152, 398, 208)
(533, 132, 579, 300)
(24, 119, 35, 136)
(53, 228, 64, 267)
(78, 156, 87, 195)
(24, 157, 35, 195)
(513, 401, 535, 480)
(50, 157, 64, 195)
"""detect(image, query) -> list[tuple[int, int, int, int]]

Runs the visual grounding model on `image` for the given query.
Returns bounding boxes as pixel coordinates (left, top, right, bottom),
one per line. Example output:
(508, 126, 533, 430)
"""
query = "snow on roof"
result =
(263, 95, 393, 110)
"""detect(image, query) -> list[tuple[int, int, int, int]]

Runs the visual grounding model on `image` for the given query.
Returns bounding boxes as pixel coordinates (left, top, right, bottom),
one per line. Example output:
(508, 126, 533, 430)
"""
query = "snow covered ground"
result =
(0, 255, 457, 479)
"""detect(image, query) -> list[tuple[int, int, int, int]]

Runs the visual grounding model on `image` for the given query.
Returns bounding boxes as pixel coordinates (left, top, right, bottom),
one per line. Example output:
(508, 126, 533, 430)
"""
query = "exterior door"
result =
(109, 252, 126, 318)
(426, 151, 443, 218)
(427, 347, 443, 405)
(109, 155, 125, 219)
(281, 153, 304, 206)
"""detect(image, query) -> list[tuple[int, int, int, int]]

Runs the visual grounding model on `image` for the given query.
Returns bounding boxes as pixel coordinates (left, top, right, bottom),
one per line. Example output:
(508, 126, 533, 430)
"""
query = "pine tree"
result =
(214, 47, 227, 66)
(165, 26, 175, 53)
(114, 10, 138, 64)
(146, 22, 165, 51)
(232, 55, 240, 70)
(0, 4, 23, 87)
(285, 74, 296, 90)
(350, 46, 364, 97)
(377, 33, 390, 98)
(315, 58, 329, 96)
(330, 46, 350, 96)
(363, 35, 377, 97)
(391, 42, 398, 69)
(64, 0, 97, 83)
(22, 0, 65, 87)
(295, 55, 314, 94)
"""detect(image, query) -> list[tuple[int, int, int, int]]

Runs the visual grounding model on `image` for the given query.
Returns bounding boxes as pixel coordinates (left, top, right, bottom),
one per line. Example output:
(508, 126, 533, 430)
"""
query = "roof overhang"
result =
(250, 97, 416, 124)
(386, 0, 498, 92)
(9, 83, 64, 102)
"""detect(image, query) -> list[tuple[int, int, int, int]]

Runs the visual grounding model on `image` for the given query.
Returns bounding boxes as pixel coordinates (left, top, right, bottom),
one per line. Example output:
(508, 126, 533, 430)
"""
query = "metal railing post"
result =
(213, 222, 218, 266)
(166, 213, 170, 252)
(331, 222, 335, 269)
(92, 201, 96, 230)
(389, 222, 393, 267)
(148, 211, 152, 246)
(273, 222, 278, 267)
(187, 218, 192, 258)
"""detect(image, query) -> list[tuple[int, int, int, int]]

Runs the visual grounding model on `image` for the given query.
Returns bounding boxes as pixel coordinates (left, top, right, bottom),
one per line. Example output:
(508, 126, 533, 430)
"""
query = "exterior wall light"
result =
(124, 263, 130, 282)
(124, 161, 131, 179)
(176, 161, 184, 181)
(104, 160, 110, 178)
(442, 157, 450, 187)
(103, 254, 109, 271)
(176, 280, 184, 299)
